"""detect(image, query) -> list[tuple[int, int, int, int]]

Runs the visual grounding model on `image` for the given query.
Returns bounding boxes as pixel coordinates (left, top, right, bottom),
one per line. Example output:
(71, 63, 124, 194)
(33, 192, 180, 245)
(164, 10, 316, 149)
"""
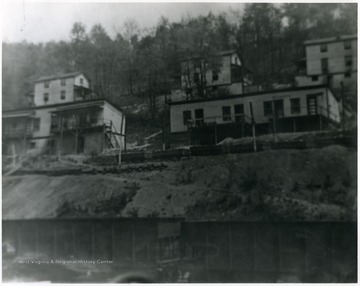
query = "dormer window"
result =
(80, 78, 84, 86)
(44, 81, 50, 88)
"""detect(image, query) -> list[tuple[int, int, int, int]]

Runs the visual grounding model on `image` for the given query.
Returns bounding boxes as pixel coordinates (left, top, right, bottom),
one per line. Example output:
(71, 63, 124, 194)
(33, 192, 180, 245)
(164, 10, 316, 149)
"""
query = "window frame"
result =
(194, 108, 204, 126)
(44, 93, 49, 103)
(345, 55, 353, 67)
(33, 118, 41, 132)
(183, 110, 192, 126)
(263, 101, 273, 117)
(234, 104, 244, 122)
(61, 90, 66, 100)
(222, 106, 231, 122)
(290, 98, 301, 114)
(344, 72, 351, 78)
(320, 44, 327, 53)
(321, 58, 328, 73)
(274, 99, 284, 117)
(344, 40, 351, 50)
(30, 142, 36, 149)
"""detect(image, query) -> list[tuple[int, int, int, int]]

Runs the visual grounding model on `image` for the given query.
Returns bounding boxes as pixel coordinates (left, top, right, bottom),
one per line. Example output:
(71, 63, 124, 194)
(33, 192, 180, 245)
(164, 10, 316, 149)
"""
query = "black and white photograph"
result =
(2, 1, 357, 283)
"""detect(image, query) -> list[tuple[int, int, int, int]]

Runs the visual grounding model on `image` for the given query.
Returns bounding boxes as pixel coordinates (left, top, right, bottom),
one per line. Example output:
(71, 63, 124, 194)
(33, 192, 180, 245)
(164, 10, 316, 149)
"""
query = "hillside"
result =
(2, 145, 357, 221)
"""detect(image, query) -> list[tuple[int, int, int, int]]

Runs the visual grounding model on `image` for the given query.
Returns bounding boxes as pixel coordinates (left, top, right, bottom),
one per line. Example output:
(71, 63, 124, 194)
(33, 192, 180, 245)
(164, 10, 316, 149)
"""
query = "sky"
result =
(2, 1, 246, 43)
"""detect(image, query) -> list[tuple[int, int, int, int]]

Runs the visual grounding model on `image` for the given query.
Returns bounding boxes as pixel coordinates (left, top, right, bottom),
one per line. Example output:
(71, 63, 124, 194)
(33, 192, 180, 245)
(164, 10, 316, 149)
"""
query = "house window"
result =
(44, 81, 50, 88)
(194, 108, 204, 126)
(183, 110, 192, 125)
(212, 70, 219, 81)
(344, 40, 351, 50)
(222, 106, 231, 121)
(264, 100, 283, 117)
(61, 91, 66, 100)
(264, 101, 273, 117)
(290, 98, 301, 114)
(345, 56, 352, 67)
(30, 142, 36, 149)
(311, 75, 318, 82)
(321, 58, 328, 73)
(61, 78, 66, 86)
(80, 78, 84, 85)
(307, 94, 318, 115)
(44, 93, 49, 103)
(345, 72, 351, 78)
(320, 44, 327, 53)
(33, 118, 41, 131)
(234, 104, 244, 122)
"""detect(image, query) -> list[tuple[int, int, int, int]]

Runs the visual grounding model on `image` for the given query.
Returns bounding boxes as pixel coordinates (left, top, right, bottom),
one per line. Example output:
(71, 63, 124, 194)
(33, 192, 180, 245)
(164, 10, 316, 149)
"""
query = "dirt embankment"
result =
(2, 145, 357, 221)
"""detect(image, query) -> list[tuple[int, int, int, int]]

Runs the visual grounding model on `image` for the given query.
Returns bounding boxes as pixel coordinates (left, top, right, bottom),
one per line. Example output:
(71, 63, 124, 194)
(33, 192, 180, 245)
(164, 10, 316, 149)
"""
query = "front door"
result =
(307, 95, 318, 115)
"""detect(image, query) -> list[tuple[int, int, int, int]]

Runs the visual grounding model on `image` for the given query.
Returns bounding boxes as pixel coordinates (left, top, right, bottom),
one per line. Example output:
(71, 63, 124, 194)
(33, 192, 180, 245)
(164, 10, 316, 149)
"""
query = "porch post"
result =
(214, 123, 217, 145)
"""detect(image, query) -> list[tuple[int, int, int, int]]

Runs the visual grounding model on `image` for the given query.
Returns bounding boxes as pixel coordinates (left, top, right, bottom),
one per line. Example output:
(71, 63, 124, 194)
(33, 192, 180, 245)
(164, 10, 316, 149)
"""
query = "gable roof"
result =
(2, 98, 123, 114)
(304, 34, 357, 46)
(181, 50, 239, 62)
(35, 72, 89, 83)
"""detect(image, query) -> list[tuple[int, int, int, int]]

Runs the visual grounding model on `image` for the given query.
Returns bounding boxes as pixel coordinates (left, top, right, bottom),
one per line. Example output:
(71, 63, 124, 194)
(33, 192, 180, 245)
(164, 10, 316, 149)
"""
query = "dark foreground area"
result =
(2, 219, 357, 283)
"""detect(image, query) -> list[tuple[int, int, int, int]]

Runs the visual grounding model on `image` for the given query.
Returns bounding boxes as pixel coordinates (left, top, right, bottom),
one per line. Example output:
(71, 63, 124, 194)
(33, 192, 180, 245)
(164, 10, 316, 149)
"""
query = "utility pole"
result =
(249, 102, 257, 152)
(59, 116, 64, 160)
(341, 81, 345, 131)
(118, 140, 122, 166)
(271, 98, 278, 143)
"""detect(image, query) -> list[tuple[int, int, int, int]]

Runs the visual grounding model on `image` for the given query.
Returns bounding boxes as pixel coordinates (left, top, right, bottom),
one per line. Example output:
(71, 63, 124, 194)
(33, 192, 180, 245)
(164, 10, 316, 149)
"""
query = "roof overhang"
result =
(2, 111, 35, 118)
(304, 35, 357, 46)
(52, 101, 104, 113)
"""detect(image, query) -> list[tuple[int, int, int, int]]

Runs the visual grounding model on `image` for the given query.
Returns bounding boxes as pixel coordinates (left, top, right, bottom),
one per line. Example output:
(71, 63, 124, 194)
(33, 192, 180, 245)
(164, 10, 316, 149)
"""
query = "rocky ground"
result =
(2, 145, 357, 221)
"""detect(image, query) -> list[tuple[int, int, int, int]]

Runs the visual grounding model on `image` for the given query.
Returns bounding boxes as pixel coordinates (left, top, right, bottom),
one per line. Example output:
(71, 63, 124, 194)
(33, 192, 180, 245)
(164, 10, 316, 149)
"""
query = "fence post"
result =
(249, 102, 257, 152)
(35, 223, 39, 255)
(303, 226, 307, 274)
(17, 223, 22, 256)
(277, 225, 281, 274)
(205, 223, 209, 270)
(111, 223, 115, 261)
(54, 225, 57, 259)
(252, 223, 256, 272)
(91, 224, 95, 261)
(132, 223, 136, 265)
(72, 223, 76, 258)
(228, 223, 233, 270)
